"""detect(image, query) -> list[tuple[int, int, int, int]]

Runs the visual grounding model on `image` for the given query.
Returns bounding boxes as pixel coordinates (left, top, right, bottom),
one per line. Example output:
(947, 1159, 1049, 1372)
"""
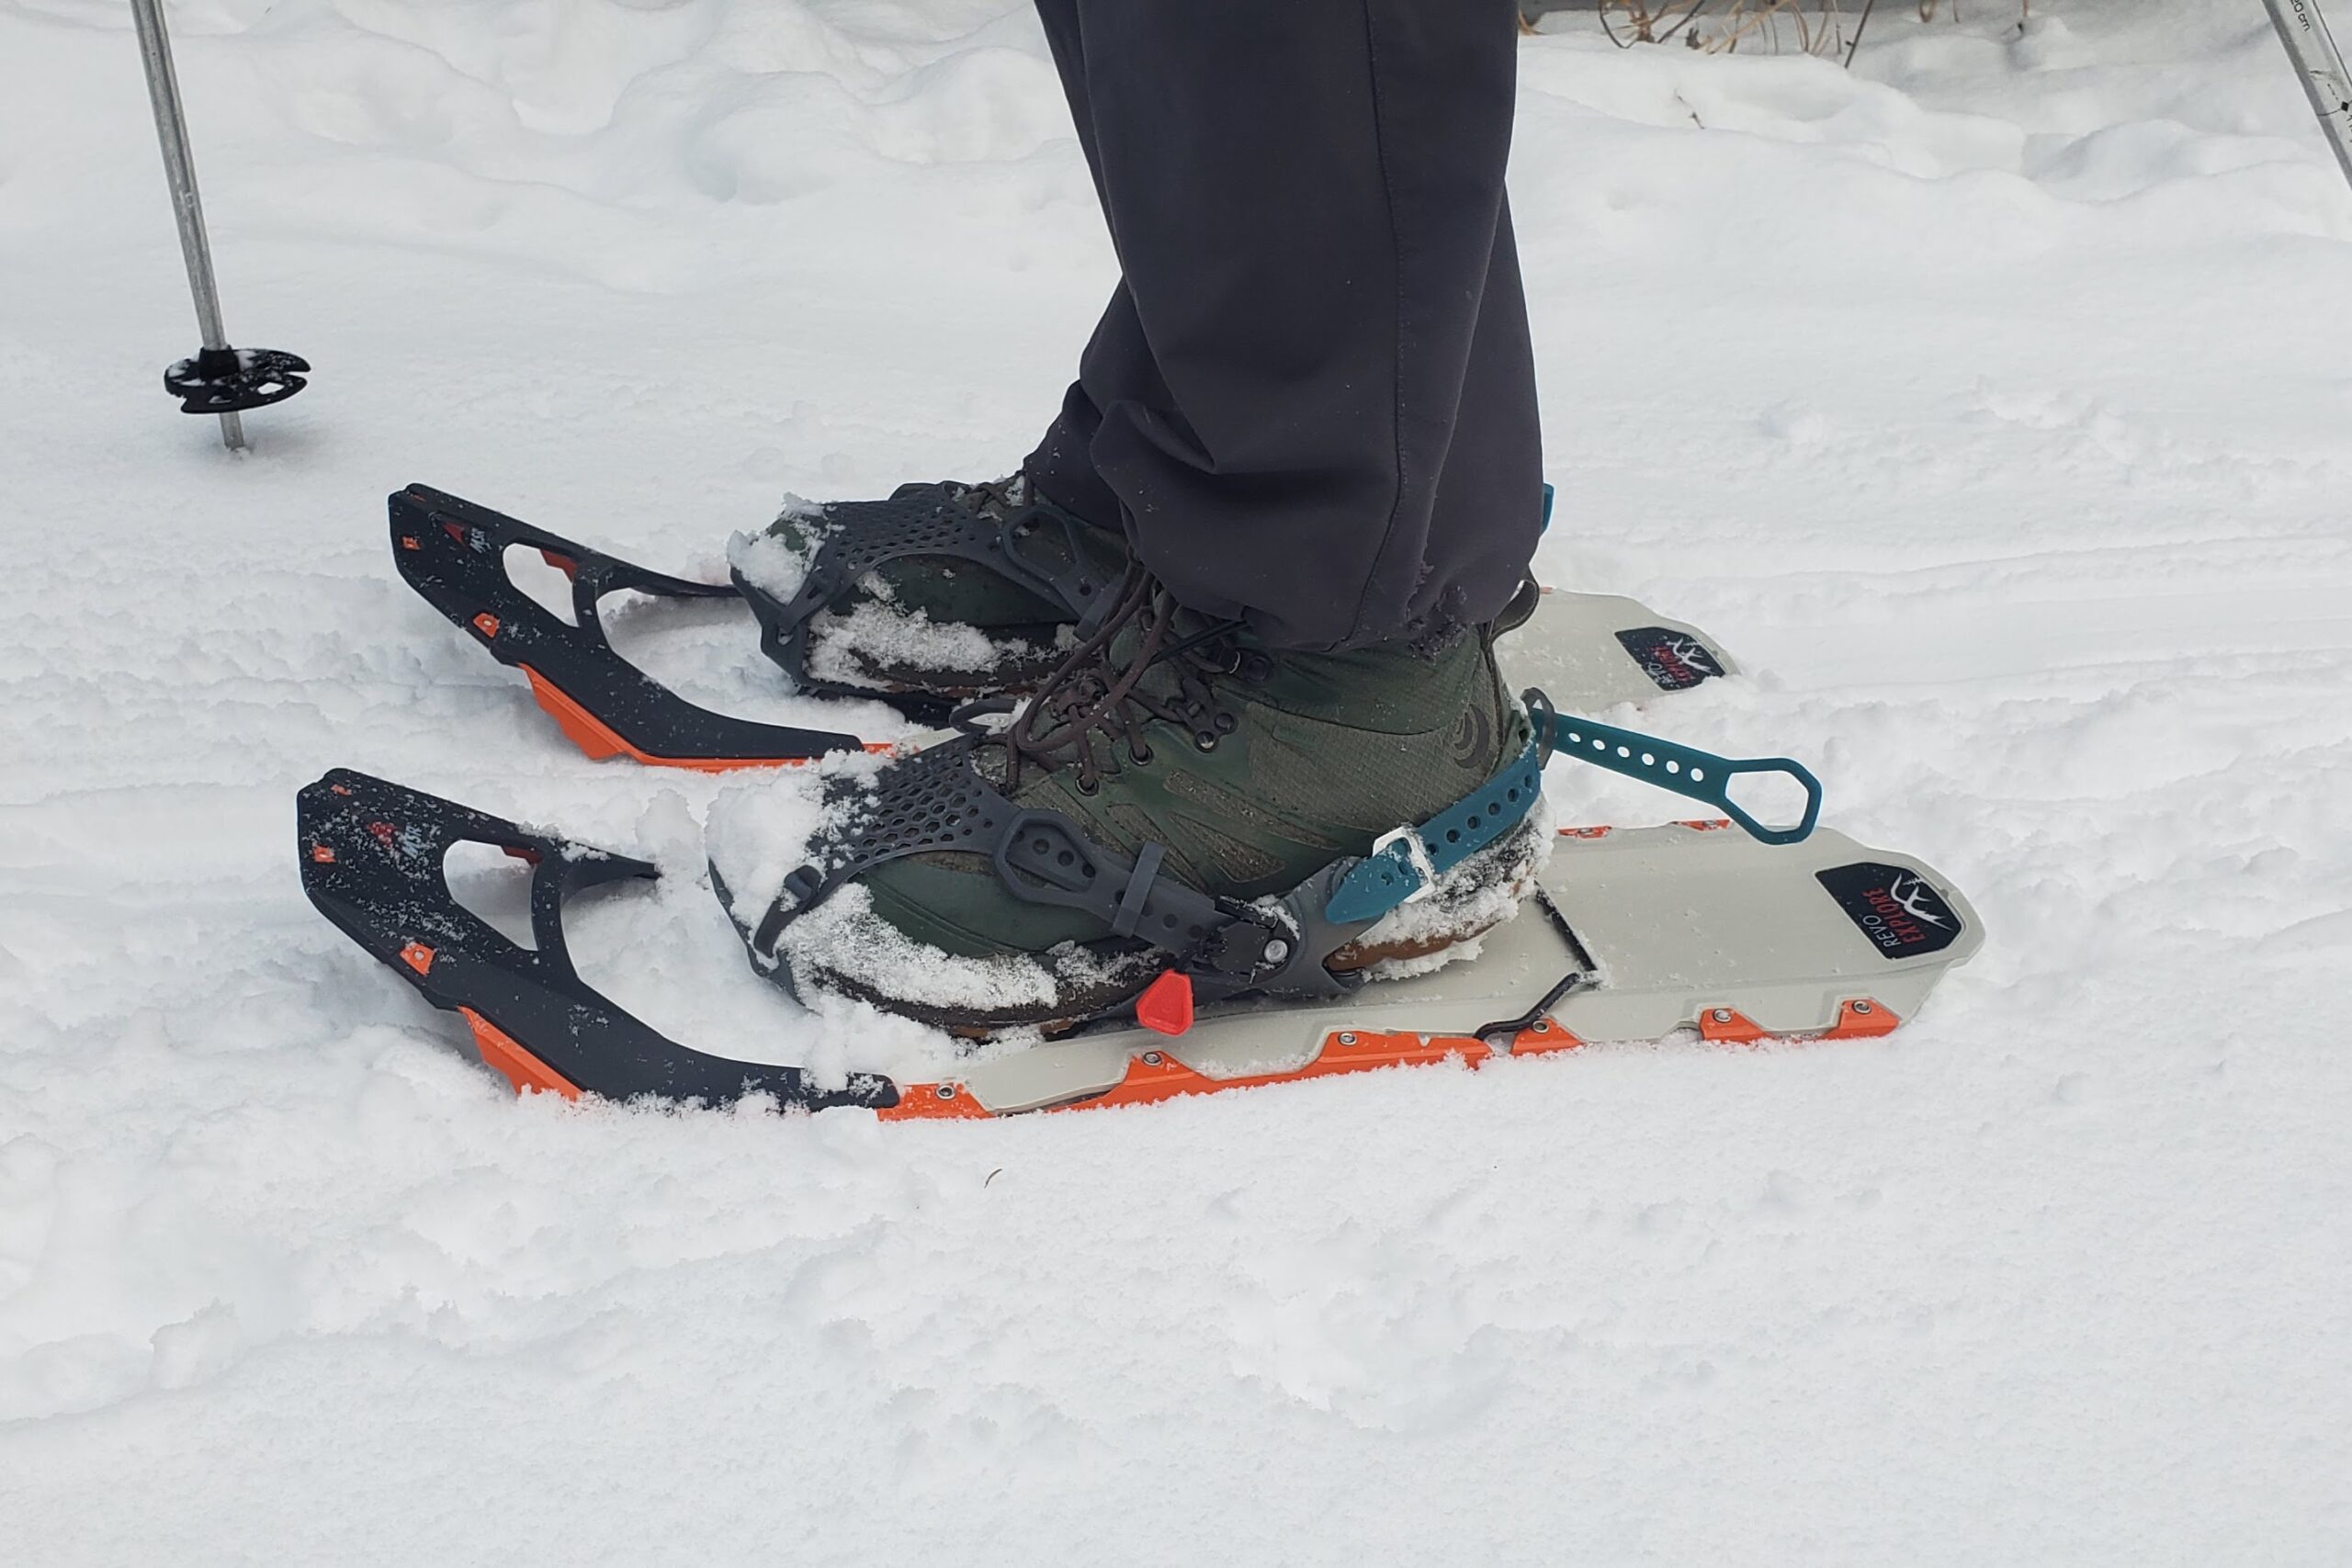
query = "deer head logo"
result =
(1887, 872, 1951, 929)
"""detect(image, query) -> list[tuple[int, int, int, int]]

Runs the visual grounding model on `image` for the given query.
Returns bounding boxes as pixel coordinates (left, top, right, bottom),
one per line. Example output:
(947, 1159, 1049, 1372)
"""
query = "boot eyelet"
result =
(1212, 712, 1237, 735)
(1194, 732, 1218, 752)
(1076, 778, 1101, 796)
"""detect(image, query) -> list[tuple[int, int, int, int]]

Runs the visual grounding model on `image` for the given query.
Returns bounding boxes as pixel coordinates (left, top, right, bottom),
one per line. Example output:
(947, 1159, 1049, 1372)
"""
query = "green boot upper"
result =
(855, 581, 1527, 964)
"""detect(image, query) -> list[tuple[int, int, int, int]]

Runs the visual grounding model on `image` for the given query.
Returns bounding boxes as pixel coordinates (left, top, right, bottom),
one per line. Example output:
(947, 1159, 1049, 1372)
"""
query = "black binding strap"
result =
(989, 810, 1272, 973)
(746, 739, 1293, 992)
(1113, 841, 1167, 938)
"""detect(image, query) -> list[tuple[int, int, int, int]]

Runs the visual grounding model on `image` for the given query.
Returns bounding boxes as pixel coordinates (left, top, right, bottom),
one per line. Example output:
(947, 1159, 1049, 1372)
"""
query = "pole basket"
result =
(164, 344, 311, 415)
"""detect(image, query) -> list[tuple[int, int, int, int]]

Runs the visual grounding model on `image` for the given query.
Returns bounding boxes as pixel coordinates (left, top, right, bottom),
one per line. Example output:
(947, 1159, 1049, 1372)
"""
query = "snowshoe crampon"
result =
(388, 483, 1738, 771)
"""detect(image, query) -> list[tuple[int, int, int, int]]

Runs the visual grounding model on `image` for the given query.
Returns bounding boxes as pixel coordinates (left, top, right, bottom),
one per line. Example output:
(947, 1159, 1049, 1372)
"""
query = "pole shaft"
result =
(130, 0, 243, 447)
(2265, 0, 2352, 191)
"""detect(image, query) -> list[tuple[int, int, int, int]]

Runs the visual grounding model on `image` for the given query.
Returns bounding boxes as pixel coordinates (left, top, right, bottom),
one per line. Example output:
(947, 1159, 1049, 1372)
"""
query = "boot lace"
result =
(951, 471, 1032, 518)
(990, 564, 1252, 796)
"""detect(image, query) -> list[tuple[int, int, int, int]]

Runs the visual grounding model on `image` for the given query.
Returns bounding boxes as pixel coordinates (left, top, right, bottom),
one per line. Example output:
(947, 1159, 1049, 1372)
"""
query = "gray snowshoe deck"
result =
(884, 822, 1978, 1118)
(1510, 590, 1736, 706)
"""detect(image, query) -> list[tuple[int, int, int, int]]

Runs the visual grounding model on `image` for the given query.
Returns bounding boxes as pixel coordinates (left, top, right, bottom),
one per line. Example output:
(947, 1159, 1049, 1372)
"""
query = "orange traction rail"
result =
(877, 1001, 1900, 1121)
(519, 666, 896, 773)
(1697, 998, 1899, 1044)
(879, 1019, 1580, 1122)
(446, 1001, 1902, 1121)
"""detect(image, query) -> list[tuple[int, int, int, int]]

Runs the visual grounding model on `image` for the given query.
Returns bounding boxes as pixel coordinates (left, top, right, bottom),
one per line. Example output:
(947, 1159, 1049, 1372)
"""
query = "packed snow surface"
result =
(4, 1, 2349, 1562)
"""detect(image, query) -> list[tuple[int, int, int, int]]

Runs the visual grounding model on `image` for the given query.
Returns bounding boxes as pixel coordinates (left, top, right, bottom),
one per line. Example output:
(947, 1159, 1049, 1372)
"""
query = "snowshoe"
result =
(296, 694, 1973, 1120)
(388, 482, 1735, 769)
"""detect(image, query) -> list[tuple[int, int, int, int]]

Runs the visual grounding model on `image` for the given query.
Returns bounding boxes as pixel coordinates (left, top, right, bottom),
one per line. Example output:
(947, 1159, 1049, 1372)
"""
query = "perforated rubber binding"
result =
(741, 481, 1122, 698)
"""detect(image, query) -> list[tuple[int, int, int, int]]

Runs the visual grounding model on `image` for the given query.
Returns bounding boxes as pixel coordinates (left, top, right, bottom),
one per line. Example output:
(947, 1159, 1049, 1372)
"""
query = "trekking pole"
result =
(2264, 0, 2352, 192)
(129, 0, 308, 451)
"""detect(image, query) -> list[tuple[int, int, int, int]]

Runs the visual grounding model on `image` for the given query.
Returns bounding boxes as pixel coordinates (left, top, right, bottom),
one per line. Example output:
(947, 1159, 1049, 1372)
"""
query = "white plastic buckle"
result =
(1370, 825, 1439, 907)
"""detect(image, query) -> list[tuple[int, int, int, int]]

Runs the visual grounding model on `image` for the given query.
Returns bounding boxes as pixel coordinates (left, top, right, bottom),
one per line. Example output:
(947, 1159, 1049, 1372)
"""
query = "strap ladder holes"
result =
(1560, 728, 1702, 784)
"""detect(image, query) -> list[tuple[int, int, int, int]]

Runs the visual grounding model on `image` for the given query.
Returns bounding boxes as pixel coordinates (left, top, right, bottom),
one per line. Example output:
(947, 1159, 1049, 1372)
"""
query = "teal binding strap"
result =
(1324, 741, 1547, 924)
(1321, 690, 1821, 929)
(1526, 689, 1821, 846)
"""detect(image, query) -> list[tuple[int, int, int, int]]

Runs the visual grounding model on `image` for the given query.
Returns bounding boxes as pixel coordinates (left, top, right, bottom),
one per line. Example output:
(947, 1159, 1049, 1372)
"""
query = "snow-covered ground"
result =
(4, 1, 2350, 1561)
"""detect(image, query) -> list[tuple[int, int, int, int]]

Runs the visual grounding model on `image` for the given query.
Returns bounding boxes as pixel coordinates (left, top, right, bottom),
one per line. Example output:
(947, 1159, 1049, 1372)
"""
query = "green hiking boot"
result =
(713, 568, 1550, 1033)
(728, 471, 1132, 702)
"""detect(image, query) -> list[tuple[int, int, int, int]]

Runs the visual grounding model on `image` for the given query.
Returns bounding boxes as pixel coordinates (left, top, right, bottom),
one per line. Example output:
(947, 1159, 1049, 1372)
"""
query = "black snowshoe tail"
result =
(297, 768, 898, 1112)
(390, 485, 894, 770)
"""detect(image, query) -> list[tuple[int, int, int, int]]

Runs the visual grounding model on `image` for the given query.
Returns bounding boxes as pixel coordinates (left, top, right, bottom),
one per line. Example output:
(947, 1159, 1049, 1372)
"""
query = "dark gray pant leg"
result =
(1022, 0, 1129, 533)
(1024, 0, 1540, 651)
